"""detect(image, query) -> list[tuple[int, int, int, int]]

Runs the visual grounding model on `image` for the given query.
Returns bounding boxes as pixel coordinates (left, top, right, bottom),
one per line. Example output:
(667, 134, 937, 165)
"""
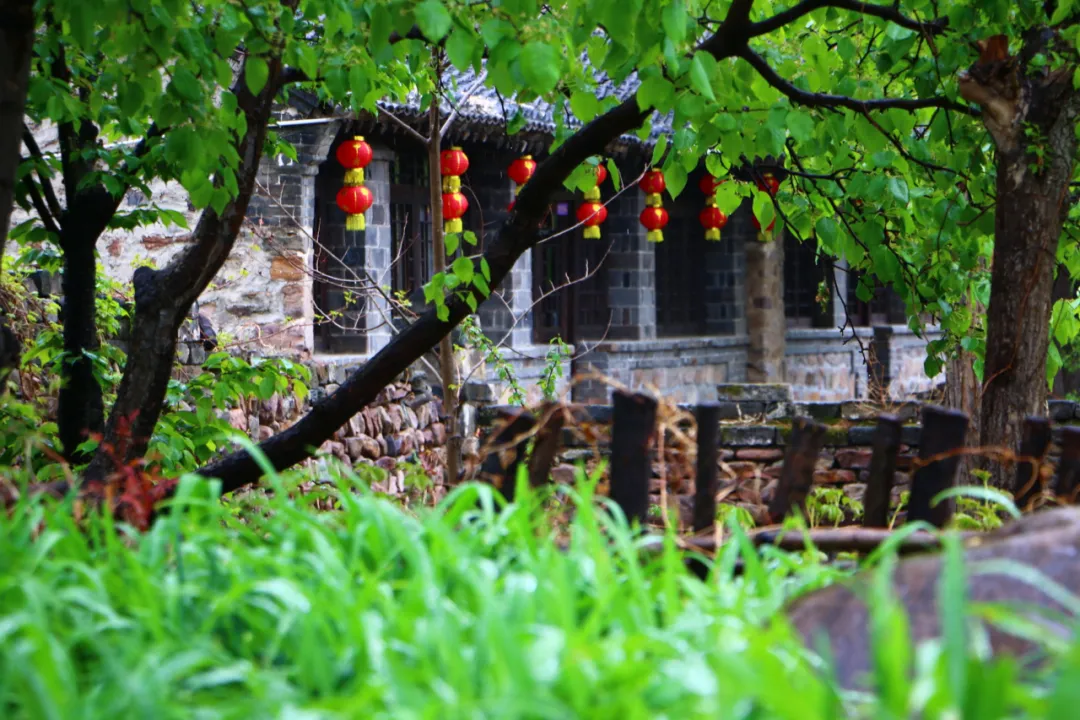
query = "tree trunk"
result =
(84, 49, 286, 480)
(960, 36, 1080, 487)
(427, 90, 461, 487)
(945, 349, 981, 484)
(0, 0, 34, 250)
(57, 239, 104, 460)
(0, 0, 35, 374)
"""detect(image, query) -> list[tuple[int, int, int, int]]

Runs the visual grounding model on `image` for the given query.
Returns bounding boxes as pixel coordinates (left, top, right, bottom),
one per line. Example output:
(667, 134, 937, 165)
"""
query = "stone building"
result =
(17, 70, 942, 404)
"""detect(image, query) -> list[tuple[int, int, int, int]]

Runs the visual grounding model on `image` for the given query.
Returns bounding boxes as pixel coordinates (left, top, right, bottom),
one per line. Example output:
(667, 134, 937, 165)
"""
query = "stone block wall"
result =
(783, 328, 873, 401)
(870, 324, 945, 399)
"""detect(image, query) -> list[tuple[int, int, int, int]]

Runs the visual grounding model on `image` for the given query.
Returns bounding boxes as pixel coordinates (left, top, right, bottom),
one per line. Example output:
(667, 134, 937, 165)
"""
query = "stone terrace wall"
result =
(783, 328, 871, 401)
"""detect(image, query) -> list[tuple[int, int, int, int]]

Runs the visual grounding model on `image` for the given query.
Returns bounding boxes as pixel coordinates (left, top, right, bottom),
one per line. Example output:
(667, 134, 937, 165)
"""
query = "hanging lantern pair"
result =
(441, 147, 469, 233)
(638, 168, 668, 243)
(506, 155, 537, 211)
(577, 161, 608, 239)
(750, 173, 780, 239)
(698, 174, 728, 241)
(335, 136, 374, 231)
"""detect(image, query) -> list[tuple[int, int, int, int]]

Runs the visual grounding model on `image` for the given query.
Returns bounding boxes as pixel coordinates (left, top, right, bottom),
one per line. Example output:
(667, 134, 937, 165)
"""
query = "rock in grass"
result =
(786, 507, 1080, 688)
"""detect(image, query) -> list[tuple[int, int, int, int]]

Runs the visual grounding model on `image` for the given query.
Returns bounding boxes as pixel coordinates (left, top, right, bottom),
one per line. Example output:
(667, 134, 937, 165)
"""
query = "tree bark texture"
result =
(0, 0, 34, 251)
(57, 240, 104, 459)
(959, 34, 1080, 487)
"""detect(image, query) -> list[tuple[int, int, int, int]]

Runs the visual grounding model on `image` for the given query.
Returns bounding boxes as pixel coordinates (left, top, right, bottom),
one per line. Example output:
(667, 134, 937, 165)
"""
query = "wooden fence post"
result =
(609, 390, 658, 527)
(526, 402, 566, 490)
(1054, 426, 1080, 503)
(478, 408, 536, 503)
(768, 417, 827, 523)
(907, 405, 969, 528)
(693, 403, 721, 533)
(862, 414, 902, 528)
(1013, 416, 1052, 512)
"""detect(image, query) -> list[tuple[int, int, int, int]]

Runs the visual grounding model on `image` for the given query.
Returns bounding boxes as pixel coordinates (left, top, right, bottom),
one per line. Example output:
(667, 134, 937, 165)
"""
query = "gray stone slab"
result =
(721, 425, 778, 447)
(803, 402, 843, 421)
(716, 383, 793, 404)
(1050, 400, 1077, 423)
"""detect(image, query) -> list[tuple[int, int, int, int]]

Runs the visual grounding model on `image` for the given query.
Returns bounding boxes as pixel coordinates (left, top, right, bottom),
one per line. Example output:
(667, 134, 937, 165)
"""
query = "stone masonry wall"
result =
(784, 328, 873, 401)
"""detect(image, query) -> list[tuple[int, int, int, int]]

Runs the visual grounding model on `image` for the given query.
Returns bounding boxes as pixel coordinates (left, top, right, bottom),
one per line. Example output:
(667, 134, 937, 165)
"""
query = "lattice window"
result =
(389, 151, 433, 297)
(845, 269, 904, 326)
(532, 196, 610, 343)
(656, 192, 708, 337)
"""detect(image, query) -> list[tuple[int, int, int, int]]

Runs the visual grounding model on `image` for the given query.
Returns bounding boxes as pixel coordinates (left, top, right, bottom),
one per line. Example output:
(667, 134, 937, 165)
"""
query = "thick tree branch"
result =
(738, 47, 977, 115)
(197, 6, 764, 493)
(748, 0, 948, 38)
(0, 0, 34, 253)
(21, 128, 63, 221)
(22, 173, 60, 236)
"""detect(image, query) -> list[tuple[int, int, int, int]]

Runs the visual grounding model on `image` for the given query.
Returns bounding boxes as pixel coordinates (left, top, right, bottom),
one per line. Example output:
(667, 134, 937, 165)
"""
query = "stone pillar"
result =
(745, 215, 786, 382)
(831, 257, 849, 329)
(362, 146, 395, 354)
(604, 191, 656, 341)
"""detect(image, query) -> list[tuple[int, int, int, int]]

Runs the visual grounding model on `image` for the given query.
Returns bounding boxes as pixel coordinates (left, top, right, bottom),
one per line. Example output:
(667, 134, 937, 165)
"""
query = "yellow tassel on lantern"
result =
(445, 219, 463, 233)
(347, 214, 366, 231)
(706, 228, 721, 241)
(345, 168, 365, 185)
(584, 226, 601, 239)
(646, 193, 662, 208)
(443, 176, 461, 193)
(647, 230, 664, 242)
(584, 186, 600, 201)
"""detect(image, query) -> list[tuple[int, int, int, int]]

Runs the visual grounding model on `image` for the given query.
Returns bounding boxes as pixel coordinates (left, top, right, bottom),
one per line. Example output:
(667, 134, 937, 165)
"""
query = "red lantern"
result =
(699, 174, 726, 196)
(440, 147, 469, 192)
(639, 206, 669, 243)
(699, 206, 728, 242)
(509, 155, 536, 192)
(442, 192, 469, 233)
(592, 163, 608, 187)
(577, 201, 608, 239)
(640, 168, 666, 195)
(336, 185, 374, 231)
(336, 136, 373, 184)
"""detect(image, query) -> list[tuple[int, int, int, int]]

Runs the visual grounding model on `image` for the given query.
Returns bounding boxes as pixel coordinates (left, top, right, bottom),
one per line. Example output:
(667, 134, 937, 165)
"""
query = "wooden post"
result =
(478, 409, 536, 503)
(1013, 416, 1052, 512)
(907, 405, 969, 528)
(768, 417, 827, 523)
(1054, 426, 1080, 503)
(693, 403, 722, 532)
(526, 402, 566, 489)
(862, 414, 902, 528)
(609, 390, 658, 527)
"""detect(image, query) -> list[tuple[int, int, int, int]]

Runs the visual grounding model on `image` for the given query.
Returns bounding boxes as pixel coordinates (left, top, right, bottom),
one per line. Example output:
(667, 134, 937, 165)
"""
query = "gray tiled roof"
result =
(291, 63, 668, 149)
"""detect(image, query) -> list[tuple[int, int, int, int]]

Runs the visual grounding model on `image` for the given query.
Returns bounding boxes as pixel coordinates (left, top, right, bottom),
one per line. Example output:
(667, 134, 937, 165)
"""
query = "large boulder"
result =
(786, 507, 1080, 688)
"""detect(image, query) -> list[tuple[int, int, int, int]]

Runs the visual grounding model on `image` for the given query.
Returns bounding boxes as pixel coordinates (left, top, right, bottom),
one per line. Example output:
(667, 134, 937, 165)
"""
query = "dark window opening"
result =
(389, 151, 433, 300)
(784, 234, 834, 329)
(845, 269, 905, 326)
(656, 180, 708, 337)
(532, 193, 610, 344)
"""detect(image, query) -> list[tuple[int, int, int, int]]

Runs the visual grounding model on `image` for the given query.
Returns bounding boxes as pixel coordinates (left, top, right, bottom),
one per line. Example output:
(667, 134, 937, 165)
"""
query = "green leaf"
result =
(752, 193, 775, 233)
(660, 0, 687, 46)
(665, 163, 687, 199)
(452, 256, 474, 284)
(688, 55, 715, 101)
(606, 158, 622, 190)
(650, 136, 668, 168)
(245, 57, 270, 96)
(480, 258, 491, 281)
(444, 232, 460, 255)
(570, 91, 600, 123)
(814, 217, 839, 252)
(414, 0, 453, 43)
(636, 75, 675, 113)
(520, 42, 561, 95)
(258, 374, 276, 401)
(787, 110, 815, 143)
(465, 293, 478, 312)
(446, 27, 477, 70)
(463, 230, 478, 246)
(887, 177, 910, 204)
(348, 65, 369, 106)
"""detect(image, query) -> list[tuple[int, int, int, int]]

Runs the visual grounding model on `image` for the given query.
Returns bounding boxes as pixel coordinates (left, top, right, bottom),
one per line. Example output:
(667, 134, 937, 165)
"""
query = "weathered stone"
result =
(462, 437, 480, 460)
(270, 255, 305, 281)
(345, 437, 364, 460)
(721, 425, 777, 446)
(900, 424, 921, 446)
(716, 383, 793, 404)
(377, 406, 395, 435)
(788, 507, 1080, 689)
(735, 448, 784, 462)
(325, 383, 340, 395)
(551, 464, 577, 485)
(802, 402, 843, 421)
(327, 363, 348, 385)
(835, 449, 873, 470)
(430, 422, 447, 445)
(842, 483, 867, 503)
(462, 381, 496, 403)
(348, 414, 364, 437)
(386, 405, 404, 433)
(357, 434, 380, 459)
(376, 435, 388, 456)
(847, 426, 876, 445)
(720, 461, 762, 481)
(459, 403, 477, 438)
(1050, 400, 1076, 422)
(384, 435, 402, 457)
(402, 405, 419, 430)
(813, 469, 857, 485)
(227, 408, 247, 431)
(422, 429, 435, 444)
(376, 456, 397, 473)
(258, 425, 274, 441)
